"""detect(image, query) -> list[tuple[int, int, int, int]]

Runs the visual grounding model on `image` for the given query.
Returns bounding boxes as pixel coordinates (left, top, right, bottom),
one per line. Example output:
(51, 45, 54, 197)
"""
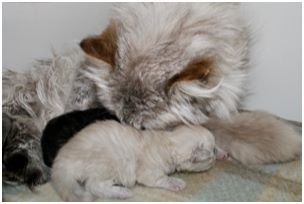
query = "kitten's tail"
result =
(205, 111, 302, 165)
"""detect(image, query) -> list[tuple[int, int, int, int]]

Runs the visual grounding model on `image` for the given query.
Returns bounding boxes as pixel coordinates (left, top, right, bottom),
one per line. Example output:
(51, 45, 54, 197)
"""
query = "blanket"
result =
(3, 122, 301, 202)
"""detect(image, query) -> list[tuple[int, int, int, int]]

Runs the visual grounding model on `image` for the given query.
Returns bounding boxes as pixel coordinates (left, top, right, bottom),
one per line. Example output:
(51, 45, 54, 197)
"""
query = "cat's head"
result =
(80, 12, 248, 129)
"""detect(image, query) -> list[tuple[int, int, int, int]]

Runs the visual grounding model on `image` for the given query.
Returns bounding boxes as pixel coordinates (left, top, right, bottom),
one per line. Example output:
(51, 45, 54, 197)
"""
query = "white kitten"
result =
(51, 121, 217, 201)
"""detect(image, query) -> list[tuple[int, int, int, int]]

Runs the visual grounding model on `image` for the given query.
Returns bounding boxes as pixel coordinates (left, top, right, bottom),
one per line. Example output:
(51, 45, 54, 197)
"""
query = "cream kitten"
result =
(51, 121, 217, 201)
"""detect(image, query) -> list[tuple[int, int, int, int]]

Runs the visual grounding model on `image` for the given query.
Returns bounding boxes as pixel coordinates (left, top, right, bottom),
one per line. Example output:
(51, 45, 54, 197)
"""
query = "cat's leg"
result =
(137, 170, 186, 192)
(86, 179, 133, 199)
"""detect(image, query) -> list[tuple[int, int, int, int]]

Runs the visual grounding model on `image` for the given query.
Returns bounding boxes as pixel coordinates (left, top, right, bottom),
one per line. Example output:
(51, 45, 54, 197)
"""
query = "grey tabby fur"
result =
(2, 50, 99, 187)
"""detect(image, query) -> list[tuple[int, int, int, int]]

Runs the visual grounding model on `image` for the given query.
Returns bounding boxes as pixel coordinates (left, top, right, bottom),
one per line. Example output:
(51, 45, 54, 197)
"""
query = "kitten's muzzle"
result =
(3, 150, 50, 188)
(3, 151, 29, 172)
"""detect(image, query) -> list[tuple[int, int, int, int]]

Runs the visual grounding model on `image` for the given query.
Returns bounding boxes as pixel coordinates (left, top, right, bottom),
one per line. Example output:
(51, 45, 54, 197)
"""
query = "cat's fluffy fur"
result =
(81, 3, 249, 129)
(2, 50, 98, 186)
(208, 111, 301, 164)
(41, 107, 119, 167)
(51, 121, 216, 201)
(2, 3, 301, 186)
(80, 3, 301, 164)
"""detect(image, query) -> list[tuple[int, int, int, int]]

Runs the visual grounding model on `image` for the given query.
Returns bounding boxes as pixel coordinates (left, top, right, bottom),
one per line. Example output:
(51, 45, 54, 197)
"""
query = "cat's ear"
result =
(190, 143, 205, 163)
(80, 21, 117, 67)
(165, 57, 214, 94)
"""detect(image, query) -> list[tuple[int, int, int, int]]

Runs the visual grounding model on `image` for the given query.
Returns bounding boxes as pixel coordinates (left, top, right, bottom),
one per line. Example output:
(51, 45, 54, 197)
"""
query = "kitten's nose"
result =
(4, 152, 28, 172)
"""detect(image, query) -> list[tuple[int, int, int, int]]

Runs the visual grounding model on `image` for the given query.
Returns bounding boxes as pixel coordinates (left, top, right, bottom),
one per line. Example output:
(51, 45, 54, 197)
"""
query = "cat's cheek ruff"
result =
(167, 70, 248, 124)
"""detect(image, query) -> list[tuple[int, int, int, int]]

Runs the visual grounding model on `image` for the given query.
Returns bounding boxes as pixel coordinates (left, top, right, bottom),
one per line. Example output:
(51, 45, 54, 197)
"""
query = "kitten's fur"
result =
(51, 121, 216, 201)
(41, 107, 119, 167)
(2, 113, 49, 187)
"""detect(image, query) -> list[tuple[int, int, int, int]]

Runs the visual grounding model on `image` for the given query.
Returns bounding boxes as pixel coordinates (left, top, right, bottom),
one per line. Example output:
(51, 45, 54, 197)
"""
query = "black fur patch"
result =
(41, 107, 119, 167)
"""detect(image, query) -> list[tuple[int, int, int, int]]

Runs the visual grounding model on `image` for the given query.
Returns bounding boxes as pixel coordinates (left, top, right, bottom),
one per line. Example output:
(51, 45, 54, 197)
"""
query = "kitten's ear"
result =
(165, 57, 214, 94)
(80, 21, 117, 67)
(191, 143, 205, 163)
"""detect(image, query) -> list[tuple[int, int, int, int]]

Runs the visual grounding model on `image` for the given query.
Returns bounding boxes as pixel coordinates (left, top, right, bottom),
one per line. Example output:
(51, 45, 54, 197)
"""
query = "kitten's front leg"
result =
(154, 176, 186, 191)
(137, 170, 186, 192)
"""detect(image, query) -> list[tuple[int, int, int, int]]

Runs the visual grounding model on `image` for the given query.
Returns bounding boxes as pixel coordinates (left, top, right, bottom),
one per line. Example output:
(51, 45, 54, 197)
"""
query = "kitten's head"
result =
(169, 125, 216, 172)
(80, 9, 249, 129)
(2, 113, 50, 187)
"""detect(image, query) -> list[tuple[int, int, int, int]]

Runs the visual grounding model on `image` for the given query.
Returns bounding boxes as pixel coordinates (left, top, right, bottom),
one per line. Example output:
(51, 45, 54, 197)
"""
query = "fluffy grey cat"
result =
(2, 3, 301, 187)
(3, 51, 99, 186)
(51, 121, 218, 201)
(80, 2, 301, 164)
(80, 3, 250, 129)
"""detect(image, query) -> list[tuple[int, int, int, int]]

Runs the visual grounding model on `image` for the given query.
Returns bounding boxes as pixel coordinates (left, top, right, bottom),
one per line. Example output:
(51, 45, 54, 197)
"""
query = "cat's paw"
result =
(163, 177, 186, 192)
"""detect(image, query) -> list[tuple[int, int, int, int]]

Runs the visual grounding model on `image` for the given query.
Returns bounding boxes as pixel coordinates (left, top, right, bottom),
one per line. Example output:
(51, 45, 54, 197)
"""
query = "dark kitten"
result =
(41, 107, 119, 167)
(2, 113, 49, 188)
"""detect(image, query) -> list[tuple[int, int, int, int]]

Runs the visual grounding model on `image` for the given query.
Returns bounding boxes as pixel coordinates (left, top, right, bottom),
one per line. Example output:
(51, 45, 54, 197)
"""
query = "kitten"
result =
(41, 107, 119, 167)
(80, 3, 301, 164)
(51, 121, 217, 201)
(2, 113, 49, 187)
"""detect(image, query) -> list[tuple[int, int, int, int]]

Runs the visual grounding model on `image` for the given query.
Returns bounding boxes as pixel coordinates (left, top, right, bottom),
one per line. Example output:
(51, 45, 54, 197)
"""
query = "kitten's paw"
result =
(216, 152, 229, 160)
(163, 177, 186, 192)
(215, 148, 229, 160)
(110, 186, 133, 199)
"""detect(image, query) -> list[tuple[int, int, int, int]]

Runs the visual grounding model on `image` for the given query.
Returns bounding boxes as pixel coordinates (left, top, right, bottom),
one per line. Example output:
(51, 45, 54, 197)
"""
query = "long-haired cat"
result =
(2, 3, 301, 186)
(51, 120, 217, 201)
(80, 3, 301, 164)
(80, 3, 249, 129)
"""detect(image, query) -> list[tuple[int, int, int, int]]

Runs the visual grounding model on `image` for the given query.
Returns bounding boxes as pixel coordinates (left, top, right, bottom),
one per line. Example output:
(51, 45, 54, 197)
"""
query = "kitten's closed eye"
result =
(191, 142, 215, 163)
(191, 150, 213, 163)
